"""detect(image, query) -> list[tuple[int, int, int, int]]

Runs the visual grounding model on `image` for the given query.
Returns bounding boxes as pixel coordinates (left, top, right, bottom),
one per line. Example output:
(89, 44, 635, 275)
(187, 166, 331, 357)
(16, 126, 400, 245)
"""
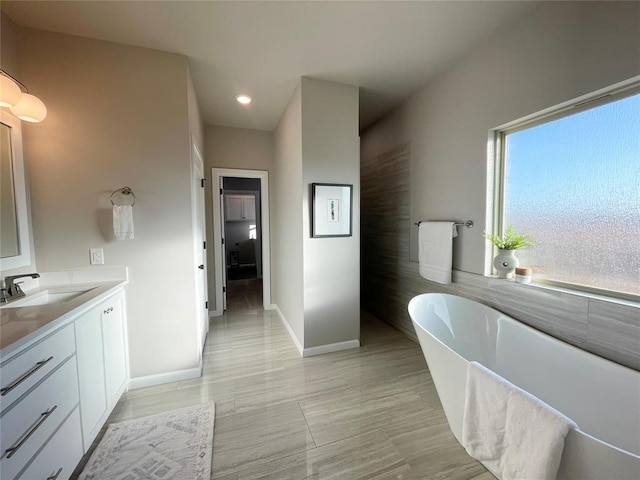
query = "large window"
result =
(496, 86, 639, 297)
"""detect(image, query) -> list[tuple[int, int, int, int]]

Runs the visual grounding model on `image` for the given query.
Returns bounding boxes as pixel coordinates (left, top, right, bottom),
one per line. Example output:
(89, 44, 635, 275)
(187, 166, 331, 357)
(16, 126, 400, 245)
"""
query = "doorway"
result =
(211, 168, 271, 315)
(223, 179, 261, 310)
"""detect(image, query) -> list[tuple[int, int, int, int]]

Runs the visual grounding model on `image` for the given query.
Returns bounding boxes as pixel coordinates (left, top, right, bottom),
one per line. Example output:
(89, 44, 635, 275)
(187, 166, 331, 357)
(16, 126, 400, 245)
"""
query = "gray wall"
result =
(361, 1, 640, 371)
(14, 26, 203, 379)
(301, 77, 360, 348)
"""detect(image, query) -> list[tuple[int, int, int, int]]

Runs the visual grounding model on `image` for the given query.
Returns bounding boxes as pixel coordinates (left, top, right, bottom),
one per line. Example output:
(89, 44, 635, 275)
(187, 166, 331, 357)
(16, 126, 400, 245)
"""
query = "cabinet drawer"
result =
(0, 357, 79, 480)
(1, 324, 75, 411)
(17, 406, 83, 480)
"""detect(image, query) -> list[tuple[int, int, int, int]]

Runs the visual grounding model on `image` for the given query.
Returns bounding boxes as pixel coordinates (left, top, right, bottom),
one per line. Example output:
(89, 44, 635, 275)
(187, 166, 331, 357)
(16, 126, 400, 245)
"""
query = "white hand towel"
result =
(462, 361, 577, 480)
(418, 222, 457, 284)
(113, 205, 134, 240)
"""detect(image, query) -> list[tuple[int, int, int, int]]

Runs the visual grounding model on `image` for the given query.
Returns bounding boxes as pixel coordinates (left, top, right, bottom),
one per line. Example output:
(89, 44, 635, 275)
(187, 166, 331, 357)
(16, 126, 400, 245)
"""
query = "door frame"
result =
(211, 168, 271, 315)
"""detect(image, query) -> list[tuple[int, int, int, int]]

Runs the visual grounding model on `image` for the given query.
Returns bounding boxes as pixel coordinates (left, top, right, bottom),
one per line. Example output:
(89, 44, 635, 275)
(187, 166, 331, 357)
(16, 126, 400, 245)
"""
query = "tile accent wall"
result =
(361, 145, 640, 372)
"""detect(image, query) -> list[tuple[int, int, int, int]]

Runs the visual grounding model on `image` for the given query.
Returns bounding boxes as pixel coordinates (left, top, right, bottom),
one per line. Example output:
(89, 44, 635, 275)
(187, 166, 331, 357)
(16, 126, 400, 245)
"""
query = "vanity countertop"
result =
(0, 268, 128, 360)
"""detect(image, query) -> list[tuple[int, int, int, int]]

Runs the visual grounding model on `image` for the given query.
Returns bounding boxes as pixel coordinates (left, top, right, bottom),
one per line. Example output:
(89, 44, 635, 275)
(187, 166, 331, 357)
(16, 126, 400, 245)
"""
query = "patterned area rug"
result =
(79, 403, 215, 480)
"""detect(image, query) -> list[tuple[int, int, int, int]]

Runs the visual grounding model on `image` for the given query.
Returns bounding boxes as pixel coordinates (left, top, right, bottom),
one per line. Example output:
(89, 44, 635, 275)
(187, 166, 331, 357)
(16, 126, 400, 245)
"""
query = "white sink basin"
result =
(1, 287, 97, 308)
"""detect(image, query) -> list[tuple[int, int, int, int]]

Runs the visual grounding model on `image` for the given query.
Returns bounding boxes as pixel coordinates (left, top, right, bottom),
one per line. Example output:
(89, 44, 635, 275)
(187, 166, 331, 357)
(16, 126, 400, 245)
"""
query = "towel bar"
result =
(414, 220, 473, 228)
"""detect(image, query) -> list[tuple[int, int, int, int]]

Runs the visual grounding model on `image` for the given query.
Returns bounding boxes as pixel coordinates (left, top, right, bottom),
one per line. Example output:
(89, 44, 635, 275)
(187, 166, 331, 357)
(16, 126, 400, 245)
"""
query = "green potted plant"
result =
(483, 226, 534, 278)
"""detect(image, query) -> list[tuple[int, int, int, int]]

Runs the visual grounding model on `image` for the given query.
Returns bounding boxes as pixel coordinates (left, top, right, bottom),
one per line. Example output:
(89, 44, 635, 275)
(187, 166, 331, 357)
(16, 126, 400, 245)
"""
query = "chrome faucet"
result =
(2, 273, 40, 303)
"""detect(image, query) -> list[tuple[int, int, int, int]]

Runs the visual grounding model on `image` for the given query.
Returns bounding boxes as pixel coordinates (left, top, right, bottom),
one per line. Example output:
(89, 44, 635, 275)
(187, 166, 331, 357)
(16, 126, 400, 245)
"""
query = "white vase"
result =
(494, 249, 519, 279)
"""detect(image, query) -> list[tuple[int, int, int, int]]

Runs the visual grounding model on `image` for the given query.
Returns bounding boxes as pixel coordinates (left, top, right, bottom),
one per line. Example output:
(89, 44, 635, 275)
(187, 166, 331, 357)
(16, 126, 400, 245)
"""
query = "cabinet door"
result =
(74, 308, 107, 452)
(242, 195, 256, 221)
(102, 293, 127, 409)
(225, 195, 244, 221)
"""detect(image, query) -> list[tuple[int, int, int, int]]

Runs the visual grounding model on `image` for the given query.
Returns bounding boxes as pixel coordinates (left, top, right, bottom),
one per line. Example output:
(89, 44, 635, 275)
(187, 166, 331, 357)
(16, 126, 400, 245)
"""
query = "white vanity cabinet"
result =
(0, 324, 81, 480)
(0, 285, 129, 480)
(75, 290, 128, 451)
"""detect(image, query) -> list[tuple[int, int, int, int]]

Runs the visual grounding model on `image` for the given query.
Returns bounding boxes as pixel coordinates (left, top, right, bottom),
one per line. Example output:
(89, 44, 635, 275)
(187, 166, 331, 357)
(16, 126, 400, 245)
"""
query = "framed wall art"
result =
(311, 183, 353, 238)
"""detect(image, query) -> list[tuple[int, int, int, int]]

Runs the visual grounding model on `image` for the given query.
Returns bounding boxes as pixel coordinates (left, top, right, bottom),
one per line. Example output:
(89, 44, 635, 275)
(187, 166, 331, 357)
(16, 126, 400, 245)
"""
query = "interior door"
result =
(192, 143, 208, 348)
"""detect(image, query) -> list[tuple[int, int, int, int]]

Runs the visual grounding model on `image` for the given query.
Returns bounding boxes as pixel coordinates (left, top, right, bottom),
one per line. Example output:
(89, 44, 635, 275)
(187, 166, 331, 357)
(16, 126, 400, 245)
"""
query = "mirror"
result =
(0, 112, 32, 270)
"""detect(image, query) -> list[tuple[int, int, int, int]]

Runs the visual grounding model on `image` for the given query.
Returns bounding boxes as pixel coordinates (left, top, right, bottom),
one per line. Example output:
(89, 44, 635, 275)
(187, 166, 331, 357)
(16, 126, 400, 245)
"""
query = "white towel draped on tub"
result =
(113, 205, 134, 240)
(418, 221, 457, 284)
(462, 361, 576, 480)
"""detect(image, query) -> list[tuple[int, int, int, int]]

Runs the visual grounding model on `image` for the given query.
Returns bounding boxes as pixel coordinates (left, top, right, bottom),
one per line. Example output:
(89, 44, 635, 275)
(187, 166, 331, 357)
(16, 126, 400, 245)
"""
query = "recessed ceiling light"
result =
(236, 94, 252, 105)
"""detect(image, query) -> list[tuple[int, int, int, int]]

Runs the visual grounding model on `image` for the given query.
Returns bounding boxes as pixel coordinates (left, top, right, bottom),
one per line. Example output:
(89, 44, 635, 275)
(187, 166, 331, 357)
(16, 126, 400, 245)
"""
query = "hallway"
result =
(107, 309, 490, 479)
(225, 278, 263, 312)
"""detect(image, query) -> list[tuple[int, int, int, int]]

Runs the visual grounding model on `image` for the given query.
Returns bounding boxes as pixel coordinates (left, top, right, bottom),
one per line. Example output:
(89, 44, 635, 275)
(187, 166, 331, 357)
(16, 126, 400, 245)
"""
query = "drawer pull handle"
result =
(47, 467, 63, 480)
(5, 405, 58, 459)
(0, 356, 54, 396)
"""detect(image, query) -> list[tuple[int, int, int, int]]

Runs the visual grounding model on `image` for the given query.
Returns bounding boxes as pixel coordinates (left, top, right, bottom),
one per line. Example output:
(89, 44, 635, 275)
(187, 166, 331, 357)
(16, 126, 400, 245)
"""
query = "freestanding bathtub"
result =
(408, 293, 640, 479)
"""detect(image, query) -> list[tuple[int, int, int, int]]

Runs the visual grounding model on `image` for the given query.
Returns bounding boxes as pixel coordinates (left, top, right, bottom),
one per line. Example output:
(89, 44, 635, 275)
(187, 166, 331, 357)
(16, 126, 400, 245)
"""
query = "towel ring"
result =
(110, 186, 136, 206)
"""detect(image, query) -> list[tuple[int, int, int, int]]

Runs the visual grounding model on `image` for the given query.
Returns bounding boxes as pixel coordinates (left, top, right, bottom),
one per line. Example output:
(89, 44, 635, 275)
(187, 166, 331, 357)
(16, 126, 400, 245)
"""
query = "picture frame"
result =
(311, 183, 353, 238)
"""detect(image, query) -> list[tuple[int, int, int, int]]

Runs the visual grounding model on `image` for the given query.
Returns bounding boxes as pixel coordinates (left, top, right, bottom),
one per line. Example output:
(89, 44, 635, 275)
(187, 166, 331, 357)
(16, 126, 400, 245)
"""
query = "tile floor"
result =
(107, 308, 492, 479)
(226, 278, 263, 311)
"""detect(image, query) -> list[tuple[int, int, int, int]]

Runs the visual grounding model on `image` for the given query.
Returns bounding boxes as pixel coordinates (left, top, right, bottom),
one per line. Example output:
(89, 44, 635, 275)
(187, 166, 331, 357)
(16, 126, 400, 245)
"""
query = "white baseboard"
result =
(209, 308, 223, 317)
(128, 364, 202, 390)
(303, 339, 360, 357)
(271, 304, 360, 357)
(272, 304, 304, 356)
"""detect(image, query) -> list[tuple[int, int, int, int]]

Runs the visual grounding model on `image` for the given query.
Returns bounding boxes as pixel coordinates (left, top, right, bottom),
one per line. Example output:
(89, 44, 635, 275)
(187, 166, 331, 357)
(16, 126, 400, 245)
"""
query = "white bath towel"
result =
(418, 222, 457, 284)
(462, 361, 576, 480)
(113, 205, 134, 240)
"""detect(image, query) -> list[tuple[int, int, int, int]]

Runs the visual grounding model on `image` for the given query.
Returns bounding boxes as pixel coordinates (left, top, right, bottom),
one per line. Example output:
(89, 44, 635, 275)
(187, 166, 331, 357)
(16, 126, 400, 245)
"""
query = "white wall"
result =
(301, 77, 360, 348)
(273, 84, 305, 343)
(187, 68, 204, 155)
(16, 27, 202, 380)
(203, 126, 273, 310)
(362, 1, 640, 275)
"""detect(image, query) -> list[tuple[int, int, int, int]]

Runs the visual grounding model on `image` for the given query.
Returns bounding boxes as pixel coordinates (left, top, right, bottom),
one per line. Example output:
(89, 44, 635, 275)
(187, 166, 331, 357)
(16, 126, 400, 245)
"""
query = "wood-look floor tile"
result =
(226, 278, 263, 312)
(120, 380, 178, 400)
(212, 401, 316, 478)
(215, 474, 239, 480)
(385, 407, 486, 480)
(110, 382, 235, 423)
(469, 472, 497, 480)
(233, 363, 348, 413)
(299, 377, 427, 447)
(236, 430, 414, 480)
(105, 308, 487, 480)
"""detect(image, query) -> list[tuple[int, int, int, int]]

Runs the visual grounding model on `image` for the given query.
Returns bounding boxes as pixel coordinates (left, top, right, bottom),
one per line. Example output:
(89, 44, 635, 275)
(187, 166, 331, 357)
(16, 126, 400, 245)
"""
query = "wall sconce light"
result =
(0, 69, 47, 123)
